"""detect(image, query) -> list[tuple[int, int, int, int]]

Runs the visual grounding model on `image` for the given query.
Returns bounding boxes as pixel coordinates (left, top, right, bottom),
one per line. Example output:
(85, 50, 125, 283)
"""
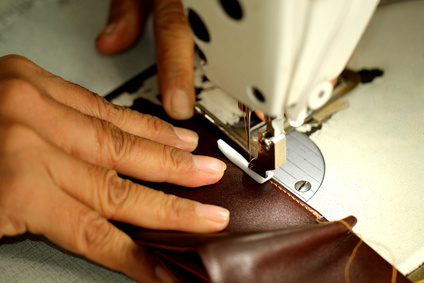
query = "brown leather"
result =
(130, 99, 322, 233)
(116, 97, 410, 283)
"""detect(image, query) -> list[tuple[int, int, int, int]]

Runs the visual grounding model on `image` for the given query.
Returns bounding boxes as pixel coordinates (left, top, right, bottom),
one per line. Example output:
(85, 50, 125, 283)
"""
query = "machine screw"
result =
(294, 181, 312, 192)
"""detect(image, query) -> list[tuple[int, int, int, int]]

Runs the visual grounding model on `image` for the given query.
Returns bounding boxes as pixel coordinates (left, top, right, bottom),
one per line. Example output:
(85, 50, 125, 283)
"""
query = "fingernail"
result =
(197, 204, 230, 224)
(193, 156, 227, 174)
(174, 127, 198, 147)
(170, 90, 192, 118)
(101, 22, 116, 36)
(155, 265, 175, 283)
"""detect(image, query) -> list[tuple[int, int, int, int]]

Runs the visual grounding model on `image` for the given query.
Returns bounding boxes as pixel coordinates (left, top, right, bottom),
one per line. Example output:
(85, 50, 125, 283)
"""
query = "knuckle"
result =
(0, 154, 44, 237)
(98, 98, 127, 127)
(95, 120, 132, 168)
(171, 67, 192, 80)
(160, 145, 191, 172)
(0, 214, 26, 238)
(0, 54, 33, 71)
(156, 193, 179, 222)
(145, 114, 172, 137)
(0, 173, 31, 237)
(0, 172, 23, 210)
(100, 169, 132, 218)
(0, 123, 43, 155)
(0, 78, 42, 117)
(73, 208, 114, 256)
(154, 1, 190, 32)
(0, 55, 58, 82)
(163, 68, 194, 92)
(154, 193, 196, 226)
(108, 124, 128, 164)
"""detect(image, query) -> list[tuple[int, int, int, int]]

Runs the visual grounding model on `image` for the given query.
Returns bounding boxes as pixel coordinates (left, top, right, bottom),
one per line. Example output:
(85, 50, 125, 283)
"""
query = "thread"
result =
(269, 179, 322, 222)
(269, 179, 398, 282)
(345, 238, 363, 283)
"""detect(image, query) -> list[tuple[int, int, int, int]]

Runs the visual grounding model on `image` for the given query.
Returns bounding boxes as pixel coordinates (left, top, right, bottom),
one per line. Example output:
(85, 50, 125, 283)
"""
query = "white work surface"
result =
(0, 0, 423, 281)
(0, 0, 156, 95)
(309, 0, 424, 275)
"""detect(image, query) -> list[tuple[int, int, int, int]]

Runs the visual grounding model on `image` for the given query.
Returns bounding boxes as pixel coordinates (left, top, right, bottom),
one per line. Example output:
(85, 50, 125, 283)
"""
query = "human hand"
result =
(96, 0, 195, 121)
(0, 55, 229, 282)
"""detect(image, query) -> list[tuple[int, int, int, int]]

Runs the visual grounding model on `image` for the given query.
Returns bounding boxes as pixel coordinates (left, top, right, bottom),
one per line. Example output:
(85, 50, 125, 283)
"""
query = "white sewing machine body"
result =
(181, 0, 379, 176)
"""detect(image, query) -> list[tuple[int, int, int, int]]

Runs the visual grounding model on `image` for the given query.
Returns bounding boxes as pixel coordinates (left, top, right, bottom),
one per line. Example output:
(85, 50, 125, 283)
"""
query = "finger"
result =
(28, 186, 165, 282)
(153, 0, 195, 120)
(66, 117, 226, 186)
(1, 73, 198, 152)
(96, 0, 153, 54)
(0, 128, 168, 283)
(54, 86, 200, 152)
(2, 80, 225, 186)
(1, 55, 199, 151)
(51, 81, 200, 152)
(49, 151, 229, 233)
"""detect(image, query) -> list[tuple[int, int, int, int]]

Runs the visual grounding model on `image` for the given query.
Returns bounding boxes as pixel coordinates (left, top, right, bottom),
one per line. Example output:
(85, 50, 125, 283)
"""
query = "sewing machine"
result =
(181, 0, 379, 181)
(1, 0, 423, 281)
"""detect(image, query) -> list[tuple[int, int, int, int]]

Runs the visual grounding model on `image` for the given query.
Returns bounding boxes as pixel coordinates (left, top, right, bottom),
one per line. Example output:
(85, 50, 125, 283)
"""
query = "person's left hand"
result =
(96, 0, 195, 121)
(0, 55, 229, 283)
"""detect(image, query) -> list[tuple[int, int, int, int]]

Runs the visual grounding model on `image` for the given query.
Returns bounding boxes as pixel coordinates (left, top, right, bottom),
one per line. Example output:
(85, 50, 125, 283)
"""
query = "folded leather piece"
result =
(133, 217, 401, 283)
(115, 98, 409, 283)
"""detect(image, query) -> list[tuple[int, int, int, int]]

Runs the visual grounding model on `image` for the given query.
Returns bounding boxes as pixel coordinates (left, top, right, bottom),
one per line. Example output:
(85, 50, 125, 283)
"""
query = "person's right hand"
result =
(0, 55, 229, 283)
(96, 0, 196, 121)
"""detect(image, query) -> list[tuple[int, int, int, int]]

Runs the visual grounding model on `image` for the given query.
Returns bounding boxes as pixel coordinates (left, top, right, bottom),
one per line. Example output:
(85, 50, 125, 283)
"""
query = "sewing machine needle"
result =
(239, 103, 253, 162)
(246, 109, 252, 162)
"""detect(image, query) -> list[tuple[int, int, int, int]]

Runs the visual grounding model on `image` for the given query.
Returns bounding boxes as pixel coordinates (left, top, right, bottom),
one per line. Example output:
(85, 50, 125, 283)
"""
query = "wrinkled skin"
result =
(0, 54, 229, 282)
(0, 1, 230, 282)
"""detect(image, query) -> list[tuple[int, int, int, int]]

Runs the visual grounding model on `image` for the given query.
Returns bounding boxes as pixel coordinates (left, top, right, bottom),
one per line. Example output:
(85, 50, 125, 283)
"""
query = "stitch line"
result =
(269, 179, 322, 222)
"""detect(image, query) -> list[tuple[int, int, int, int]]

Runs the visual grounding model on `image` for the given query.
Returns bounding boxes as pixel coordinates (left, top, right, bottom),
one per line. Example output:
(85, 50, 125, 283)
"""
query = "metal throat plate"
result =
(274, 130, 325, 202)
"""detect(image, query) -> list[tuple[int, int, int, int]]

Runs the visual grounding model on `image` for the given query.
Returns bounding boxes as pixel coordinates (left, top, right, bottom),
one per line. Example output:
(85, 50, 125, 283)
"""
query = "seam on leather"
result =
(269, 179, 322, 222)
